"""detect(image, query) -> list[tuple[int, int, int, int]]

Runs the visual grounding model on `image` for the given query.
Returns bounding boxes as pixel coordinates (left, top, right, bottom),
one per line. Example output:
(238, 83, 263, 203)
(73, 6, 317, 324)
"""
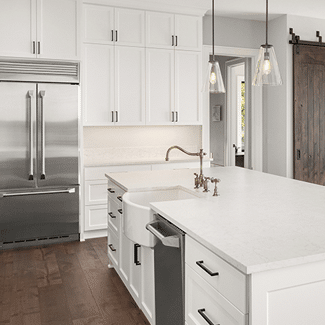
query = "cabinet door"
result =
(140, 246, 155, 324)
(129, 242, 142, 303)
(0, 0, 36, 58)
(175, 14, 202, 51)
(115, 8, 145, 47)
(175, 51, 201, 125)
(83, 44, 115, 126)
(85, 205, 107, 231)
(146, 48, 175, 125)
(83, 4, 114, 44)
(85, 180, 107, 205)
(146, 11, 174, 49)
(119, 231, 131, 285)
(115, 46, 146, 125)
(37, 0, 80, 60)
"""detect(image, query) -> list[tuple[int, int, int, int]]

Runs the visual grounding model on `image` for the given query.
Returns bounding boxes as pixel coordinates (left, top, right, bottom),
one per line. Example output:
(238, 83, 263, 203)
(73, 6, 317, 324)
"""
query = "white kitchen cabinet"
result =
(146, 11, 201, 51)
(84, 204, 107, 231)
(146, 48, 201, 125)
(0, 0, 80, 60)
(83, 4, 144, 47)
(146, 48, 175, 125)
(115, 46, 146, 125)
(83, 43, 115, 126)
(83, 44, 145, 126)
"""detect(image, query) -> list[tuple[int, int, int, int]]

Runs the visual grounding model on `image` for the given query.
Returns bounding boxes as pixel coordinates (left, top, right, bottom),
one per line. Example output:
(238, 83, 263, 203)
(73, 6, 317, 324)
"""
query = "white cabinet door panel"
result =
(175, 14, 202, 51)
(38, 0, 80, 60)
(146, 48, 174, 125)
(115, 8, 145, 47)
(85, 205, 107, 231)
(85, 180, 107, 205)
(175, 51, 201, 125)
(83, 4, 114, 44)
(119, 231, 131, 284)
(0, 0, 36, 58)
(83, 44, 114, 126)
(115, 46, 145, 125)
(146, 11, 174, 49)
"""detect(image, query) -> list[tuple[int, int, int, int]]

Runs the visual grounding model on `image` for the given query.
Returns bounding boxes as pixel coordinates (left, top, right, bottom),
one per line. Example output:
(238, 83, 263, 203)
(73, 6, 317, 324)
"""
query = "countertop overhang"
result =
(106, 167, 325, 274)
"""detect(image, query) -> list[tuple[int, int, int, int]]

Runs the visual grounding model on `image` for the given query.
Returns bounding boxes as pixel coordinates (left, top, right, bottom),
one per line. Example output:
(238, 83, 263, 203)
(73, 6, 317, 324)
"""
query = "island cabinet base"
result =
(250, 259, 325, 325)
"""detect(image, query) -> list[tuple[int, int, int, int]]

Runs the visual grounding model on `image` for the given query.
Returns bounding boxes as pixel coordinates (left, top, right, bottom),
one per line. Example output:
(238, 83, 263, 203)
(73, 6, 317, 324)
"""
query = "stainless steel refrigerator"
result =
(0, 59, 80, 249)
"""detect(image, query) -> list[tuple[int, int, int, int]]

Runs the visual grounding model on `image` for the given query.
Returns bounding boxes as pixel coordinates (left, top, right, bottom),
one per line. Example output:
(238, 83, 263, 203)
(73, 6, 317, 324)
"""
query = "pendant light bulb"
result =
(263, 52, 271, 75)
(210, 65, 217, 84)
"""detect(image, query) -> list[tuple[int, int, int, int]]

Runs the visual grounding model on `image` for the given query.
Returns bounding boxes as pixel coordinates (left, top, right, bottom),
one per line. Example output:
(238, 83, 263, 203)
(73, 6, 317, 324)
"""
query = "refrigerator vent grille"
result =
(0, 59, 79, 83)
(0, 234, 79, 250)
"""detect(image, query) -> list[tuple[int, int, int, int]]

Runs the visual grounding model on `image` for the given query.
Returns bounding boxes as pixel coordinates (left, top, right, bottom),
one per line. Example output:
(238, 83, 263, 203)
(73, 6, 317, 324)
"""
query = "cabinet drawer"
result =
(186, 265, 247, 325)
(186, 236, 247, 314)
(108, 226, 119, 267)
(107, 199, 122, 235)
(85, 180, 107, 205)
(107, 179, 126, 205)
(84, 205, 107, 231)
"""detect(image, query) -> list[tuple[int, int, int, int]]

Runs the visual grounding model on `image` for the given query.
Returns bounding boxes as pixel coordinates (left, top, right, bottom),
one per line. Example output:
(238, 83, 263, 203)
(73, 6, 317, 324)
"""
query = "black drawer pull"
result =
(117, 196, 122, 202)
(117, 209, 123, 214)
(198, 309, 218, 325)
(107, 188, 115, 193)
(196, 260, 219, 276)
(108, 212, 116, 219)
(108, 244, 116, 252)
(134, 244, 141, 266)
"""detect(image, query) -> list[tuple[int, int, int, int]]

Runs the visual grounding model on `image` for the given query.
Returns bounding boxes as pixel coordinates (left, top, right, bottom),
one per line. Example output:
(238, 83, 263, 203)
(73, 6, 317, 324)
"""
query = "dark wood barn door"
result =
(293, 45, 325, 185)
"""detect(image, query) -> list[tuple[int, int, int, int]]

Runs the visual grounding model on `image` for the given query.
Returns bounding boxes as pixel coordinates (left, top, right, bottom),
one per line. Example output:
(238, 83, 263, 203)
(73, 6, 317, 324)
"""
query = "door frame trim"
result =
(202, 45, 262, 171)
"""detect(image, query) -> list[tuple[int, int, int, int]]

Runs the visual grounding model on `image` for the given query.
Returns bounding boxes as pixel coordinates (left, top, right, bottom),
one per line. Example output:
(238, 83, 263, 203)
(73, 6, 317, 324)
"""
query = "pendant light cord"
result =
(266, 0, 268, 45)
(212, 0, 215, 58)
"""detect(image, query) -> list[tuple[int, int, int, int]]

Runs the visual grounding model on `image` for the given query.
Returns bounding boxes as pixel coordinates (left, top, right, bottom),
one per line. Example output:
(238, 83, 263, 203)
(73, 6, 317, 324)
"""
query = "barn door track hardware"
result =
(289, 28, 325, 47)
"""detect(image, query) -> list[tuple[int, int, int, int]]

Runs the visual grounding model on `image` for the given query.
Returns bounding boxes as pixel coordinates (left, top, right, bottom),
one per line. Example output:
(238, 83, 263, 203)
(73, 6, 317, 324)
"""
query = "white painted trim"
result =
(202, 45, 263, 172)
(82, 0, 209, 16)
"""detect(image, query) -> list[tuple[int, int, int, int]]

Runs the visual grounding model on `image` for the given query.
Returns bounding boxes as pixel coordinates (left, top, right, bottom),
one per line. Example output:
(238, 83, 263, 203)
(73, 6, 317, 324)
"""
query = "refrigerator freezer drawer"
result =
(0, 186, 79, 243)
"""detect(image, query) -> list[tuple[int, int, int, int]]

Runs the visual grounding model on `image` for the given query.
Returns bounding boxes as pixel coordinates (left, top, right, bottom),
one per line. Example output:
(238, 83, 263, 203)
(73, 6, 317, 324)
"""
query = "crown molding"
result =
(83, 0, 210, 16)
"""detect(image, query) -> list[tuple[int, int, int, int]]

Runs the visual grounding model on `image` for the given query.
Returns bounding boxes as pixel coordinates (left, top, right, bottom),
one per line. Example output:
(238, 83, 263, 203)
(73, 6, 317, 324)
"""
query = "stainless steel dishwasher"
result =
(146, 214, 185, 325)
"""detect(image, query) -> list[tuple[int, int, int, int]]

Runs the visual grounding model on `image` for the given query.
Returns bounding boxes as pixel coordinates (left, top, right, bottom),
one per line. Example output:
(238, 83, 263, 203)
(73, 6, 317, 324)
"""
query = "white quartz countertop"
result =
(105, 167, 325, 274)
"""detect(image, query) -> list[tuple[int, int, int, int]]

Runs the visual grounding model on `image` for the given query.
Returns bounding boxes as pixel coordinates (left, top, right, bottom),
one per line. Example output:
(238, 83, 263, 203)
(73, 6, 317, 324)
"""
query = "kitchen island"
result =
(106, 167, 325, 325)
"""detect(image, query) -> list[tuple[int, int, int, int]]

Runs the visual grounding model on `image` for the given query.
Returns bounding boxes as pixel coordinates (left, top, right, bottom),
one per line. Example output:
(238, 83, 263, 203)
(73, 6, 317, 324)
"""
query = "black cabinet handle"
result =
(112, 111, 114, 122)
(37, 41, 40, 54)
(108, 212, 116, 219)
(111, 30, 114, 42)
(108, 244, 116, 252)
(115, 111, 118, 122)
(117, 209, 123, 214)
(134, 244, 141, 266)
(175, 35, 178, 46)
(172, 35, 174, 46)
(117, 196, 122, 202)
(107, 188, 115, 193)
(175, 111, 178, 122)
(198, 309, 218, 325)
(172, 111, 174, 122)
(32, 41, 36, 54)
(116, 30, 118, 42)
(196, 260, 219, 276)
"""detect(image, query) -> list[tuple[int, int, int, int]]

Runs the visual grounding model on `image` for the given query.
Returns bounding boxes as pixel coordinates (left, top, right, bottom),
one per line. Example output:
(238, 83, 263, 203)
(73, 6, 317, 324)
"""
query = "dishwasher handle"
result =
(146, 220, 180, 248)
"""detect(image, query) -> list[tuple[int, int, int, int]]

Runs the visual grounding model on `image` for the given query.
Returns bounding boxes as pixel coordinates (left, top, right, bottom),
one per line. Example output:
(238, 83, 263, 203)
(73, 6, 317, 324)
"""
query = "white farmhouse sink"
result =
(122, 187, 201, 247)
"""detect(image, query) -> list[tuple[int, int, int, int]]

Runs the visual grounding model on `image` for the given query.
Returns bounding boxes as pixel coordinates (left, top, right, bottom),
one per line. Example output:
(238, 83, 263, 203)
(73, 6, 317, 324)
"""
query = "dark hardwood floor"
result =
(0, 238, 149, 325)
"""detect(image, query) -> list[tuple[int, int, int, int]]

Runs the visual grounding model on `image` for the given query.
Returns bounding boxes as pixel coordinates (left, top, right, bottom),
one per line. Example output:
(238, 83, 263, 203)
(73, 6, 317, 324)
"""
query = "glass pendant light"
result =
(203, 0, 225, 93)
(253, 0, 282, 86)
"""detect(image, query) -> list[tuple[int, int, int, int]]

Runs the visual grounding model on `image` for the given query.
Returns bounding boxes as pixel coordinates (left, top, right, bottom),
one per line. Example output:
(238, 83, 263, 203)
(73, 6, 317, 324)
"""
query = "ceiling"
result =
(206, 0, 325, 21)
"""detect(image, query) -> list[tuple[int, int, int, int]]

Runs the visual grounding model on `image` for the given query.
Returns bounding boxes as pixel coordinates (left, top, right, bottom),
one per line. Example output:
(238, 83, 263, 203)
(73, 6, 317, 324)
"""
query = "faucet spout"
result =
(165, 146, 206, 187)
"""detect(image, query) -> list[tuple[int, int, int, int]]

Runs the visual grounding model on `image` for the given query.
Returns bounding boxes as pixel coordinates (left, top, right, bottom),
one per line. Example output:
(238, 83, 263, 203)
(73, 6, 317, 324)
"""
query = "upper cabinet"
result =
(83, 4, 145, 47)
(146, 11, 202, 51)
(0, 0, 80, 60)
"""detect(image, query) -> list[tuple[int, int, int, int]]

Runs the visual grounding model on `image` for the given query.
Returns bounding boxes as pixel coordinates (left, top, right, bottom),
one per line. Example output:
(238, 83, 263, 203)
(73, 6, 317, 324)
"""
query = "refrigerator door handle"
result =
(39, 90, 46, 180)
(28, 90, 34, 180)
(0, 188, 76, 198)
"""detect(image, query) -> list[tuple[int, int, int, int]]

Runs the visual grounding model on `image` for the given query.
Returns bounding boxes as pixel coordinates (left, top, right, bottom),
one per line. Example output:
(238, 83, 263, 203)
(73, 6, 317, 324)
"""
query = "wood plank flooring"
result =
(0, 238, 149, 325)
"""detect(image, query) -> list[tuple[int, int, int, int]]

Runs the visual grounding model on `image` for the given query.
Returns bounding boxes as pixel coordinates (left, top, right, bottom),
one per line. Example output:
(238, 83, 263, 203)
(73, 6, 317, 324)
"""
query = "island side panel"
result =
(250, 259, 325, 325)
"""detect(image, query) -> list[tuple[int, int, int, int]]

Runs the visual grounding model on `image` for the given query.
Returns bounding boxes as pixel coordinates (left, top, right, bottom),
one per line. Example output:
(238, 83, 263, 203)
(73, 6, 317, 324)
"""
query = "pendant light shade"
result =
(253, 0, 282, 86)
(203, 58, 225, 93)
(203, 0, 225, 93)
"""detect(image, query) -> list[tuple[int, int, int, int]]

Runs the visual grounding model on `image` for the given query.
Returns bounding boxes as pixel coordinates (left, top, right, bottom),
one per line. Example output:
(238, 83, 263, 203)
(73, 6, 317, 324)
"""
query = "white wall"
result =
(203, 15, 264, 49)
